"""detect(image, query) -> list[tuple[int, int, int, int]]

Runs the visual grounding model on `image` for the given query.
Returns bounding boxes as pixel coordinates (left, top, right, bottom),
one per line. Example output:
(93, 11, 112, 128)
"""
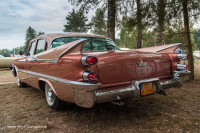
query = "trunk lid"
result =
(87, 51, 172, 84)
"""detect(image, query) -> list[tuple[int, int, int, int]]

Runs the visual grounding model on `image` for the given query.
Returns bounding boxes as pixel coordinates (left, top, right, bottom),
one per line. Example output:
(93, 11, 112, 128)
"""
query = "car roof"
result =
(37, 33, 109, 43)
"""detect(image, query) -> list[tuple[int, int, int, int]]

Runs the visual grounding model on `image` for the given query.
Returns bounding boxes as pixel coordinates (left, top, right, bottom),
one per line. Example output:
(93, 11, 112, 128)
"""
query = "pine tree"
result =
(68, 0, 117, 41)
(194, 29, 200, 50)
(63, 9, 90, 32)
(37, 31, 45, 37)
(24, 26, 36, 53)
(91, 8, 107, 36)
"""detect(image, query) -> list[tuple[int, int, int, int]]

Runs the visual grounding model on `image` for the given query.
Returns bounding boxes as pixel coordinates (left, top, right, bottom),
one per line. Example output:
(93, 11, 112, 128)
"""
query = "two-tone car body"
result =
(0, 55, 16, 69)
(12, 33, 190, 109)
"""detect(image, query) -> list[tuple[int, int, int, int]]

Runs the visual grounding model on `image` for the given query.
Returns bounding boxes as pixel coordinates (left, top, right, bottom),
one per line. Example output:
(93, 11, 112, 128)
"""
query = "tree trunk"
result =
(157, 32, 164, 45)
(107, 0, 116, 42)
(157, 0, 166, 45)
(182, 0, 194, 80)
(136, 0, 142, 48)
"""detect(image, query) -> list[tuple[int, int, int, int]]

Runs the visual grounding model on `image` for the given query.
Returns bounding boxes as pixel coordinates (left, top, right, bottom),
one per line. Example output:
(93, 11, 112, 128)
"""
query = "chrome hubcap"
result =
(17, 78, 20, 86)
(47, 88, 54, 103)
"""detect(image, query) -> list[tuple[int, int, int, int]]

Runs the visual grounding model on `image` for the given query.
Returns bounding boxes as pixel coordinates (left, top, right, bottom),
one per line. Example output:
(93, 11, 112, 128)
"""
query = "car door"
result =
(16, 41, 36, 84)
(25, 40, 38, 88)
(27, 39, 47, 88)
(36, 40, 51, 75)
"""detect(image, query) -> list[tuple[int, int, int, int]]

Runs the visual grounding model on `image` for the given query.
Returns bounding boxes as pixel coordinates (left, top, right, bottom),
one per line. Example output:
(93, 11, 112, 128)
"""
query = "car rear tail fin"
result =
(133, 43, 182, 53)
(36, 39, 86, 61)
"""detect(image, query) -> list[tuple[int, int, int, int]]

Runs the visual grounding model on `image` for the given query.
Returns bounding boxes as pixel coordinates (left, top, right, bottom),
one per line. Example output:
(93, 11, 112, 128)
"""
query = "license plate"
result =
(140, 82, 154, 96)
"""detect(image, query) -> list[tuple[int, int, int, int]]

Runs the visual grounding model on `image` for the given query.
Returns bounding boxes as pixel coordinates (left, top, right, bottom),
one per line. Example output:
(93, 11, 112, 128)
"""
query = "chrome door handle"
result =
(29, 58, 37, 62)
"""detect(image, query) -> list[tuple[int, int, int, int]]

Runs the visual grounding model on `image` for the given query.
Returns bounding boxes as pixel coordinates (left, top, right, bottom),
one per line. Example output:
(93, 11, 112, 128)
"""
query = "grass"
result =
(0, 68, 11, 74)
(0, 87, 7, 90)
(194, 59, 200, 80)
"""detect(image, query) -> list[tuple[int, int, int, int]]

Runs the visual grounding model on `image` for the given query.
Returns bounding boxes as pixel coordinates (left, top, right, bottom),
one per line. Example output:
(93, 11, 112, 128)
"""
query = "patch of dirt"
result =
(0, 68, 16, 83)
(0, 82, 200, 132)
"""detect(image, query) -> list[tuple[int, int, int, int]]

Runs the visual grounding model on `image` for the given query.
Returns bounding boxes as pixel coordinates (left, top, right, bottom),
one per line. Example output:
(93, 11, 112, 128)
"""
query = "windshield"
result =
(52, 37, 120, 51)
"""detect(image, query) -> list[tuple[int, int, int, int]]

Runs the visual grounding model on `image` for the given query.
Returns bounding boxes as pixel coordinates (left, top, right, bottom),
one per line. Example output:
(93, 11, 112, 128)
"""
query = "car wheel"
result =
(45, 83, 65, 110)
(17, 77, 27, 87)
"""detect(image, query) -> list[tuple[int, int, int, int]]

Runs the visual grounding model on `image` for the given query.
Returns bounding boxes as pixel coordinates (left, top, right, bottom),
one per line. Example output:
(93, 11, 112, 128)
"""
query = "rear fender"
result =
(38, 78, 58, 96)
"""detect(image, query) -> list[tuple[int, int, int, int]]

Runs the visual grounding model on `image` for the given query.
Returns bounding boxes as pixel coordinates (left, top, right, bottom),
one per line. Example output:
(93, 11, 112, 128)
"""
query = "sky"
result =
(1, 1, 200, 50)
(0, 0, 95, 50)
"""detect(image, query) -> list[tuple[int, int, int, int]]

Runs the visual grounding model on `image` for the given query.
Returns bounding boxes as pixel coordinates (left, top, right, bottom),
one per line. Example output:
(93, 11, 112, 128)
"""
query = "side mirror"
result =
(19, 51, 24, 55)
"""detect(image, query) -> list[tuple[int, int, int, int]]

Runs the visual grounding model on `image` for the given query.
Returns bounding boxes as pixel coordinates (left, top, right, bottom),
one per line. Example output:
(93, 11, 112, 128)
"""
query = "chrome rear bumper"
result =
(173, 71, 191, 80)
(95, 78, 182, 104)
(70, 71, 191, 108)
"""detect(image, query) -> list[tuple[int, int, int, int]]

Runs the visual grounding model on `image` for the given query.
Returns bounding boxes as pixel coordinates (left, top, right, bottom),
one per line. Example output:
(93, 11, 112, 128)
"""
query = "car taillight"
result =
(186, 64, 189, 70)
(83, 71, 99, 81)
(81, 55, 98, 66)
(187, 54, 189, 60)
(88, 73, 99, 81)
(176, 53, 189, 71)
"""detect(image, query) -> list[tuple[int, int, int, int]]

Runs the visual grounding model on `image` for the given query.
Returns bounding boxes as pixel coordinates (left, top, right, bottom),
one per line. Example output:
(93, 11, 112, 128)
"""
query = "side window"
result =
(28, 41, 36, 56)
(36, 40, 45, 54)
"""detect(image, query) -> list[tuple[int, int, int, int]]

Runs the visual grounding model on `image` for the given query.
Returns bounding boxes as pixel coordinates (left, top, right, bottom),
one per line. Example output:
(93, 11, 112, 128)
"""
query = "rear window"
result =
(52, 37, 120, 51)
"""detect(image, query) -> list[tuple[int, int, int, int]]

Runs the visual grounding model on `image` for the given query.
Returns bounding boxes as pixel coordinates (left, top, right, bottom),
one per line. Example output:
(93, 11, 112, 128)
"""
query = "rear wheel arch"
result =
(38, 78, 56, 94)
(39, 80, 46, 92)
(39, 78, 66, 110)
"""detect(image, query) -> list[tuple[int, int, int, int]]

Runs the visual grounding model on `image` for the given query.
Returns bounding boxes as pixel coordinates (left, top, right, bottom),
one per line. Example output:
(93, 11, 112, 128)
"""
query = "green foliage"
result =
(0, 49, 11, 57)
(24, 26, 45, 54)
(63, 9, 91, 32)
(11, 46, 25, 55)
(119, 17, 200, 50)
(142, 30, 157, 48)
(24, 26, 36, 53)
(68, 0, 117, 41)
(11, 48, 19, 55)
(164, 21, 185, 49)
(119, 17, 137, 49)
(37, 31, 45, 37)
(194, 29, 200, 50)
(91, 8, 107, 36)
(68, 0, 103, 13)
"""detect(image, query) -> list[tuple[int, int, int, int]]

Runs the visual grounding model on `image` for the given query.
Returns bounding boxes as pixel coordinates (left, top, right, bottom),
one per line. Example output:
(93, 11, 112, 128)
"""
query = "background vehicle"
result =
(0, 55, 16, 69)
(193, 51, 200, 59)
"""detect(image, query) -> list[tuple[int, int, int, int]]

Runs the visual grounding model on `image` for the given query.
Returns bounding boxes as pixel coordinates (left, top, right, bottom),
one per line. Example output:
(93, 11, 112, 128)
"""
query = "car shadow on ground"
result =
(48, 88, 176, 125)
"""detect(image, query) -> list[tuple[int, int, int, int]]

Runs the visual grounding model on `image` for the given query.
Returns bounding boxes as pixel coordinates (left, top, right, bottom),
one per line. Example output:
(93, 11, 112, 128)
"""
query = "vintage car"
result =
(0, 55, 16, 69)
(12, 33, 190, 110)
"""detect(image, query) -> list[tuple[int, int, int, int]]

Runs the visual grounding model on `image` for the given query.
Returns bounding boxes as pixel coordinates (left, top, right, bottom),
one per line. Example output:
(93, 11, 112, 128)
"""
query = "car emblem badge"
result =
(137, 60, 146, 67)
